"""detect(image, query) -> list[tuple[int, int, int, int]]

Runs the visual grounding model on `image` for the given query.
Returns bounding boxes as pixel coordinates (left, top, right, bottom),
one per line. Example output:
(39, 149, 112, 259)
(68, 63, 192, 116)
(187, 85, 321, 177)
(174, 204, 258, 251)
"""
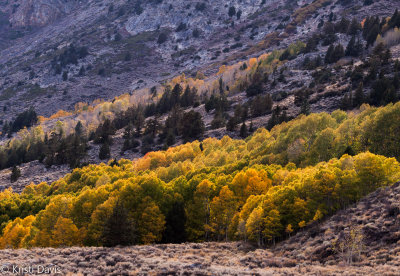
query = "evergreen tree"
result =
(300, 99, 311, 115)
(144, 118, 160, 138)
(239, 122, 248, 138)
(211, 111, 226, 130)
(74, 121, 84, 136)
(347, 18, 361, 35)
(122, 123, 133, 152)
(336, 17, 350, 33)
(341, 93, 352, 110)
(171, 84, 183, 107)
(226, 116, 239, 131)
(267, 106, 288, 130)
(165, 129, 176, 146)
(326, 44, 345, 63)
(102, 201, 135, 247)
(78, 66, 85, 76)
(218, 78, 225, 95)
(393, 72, 400, 90)
(333, 44, 345, 62)
(250, 94, 273, 117)
(246, 72, 264, 97)
(345, 36, 362, 57)
(10, 166, 21, 183)
(363, 17, 380, 47)
(99, 142, 111, 160)
(388, 9, 400, 29)
(178, 111, 205, 141)
(354, 82, 365, 107)
(304, 34, 319, 53)
(162, 200, 186, 243)
(325, 45, 335, 64)
(181, 86, 196, 107)
(228, 6, 236, 17)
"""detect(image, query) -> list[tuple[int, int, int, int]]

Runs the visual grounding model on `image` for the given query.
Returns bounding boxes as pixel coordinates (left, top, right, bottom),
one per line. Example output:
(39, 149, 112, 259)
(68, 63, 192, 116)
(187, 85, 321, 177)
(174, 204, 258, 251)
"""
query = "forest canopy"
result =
(1, 103, 400, 248)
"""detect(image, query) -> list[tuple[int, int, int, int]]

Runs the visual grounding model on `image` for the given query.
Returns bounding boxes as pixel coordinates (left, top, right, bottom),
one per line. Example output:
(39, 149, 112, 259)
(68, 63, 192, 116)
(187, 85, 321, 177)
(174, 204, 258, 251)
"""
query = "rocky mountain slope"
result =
(0, 2, 400, 272)
(0, 0, 294, 119)
(0, 0, 397, 120)
(1, 182, 399, 275)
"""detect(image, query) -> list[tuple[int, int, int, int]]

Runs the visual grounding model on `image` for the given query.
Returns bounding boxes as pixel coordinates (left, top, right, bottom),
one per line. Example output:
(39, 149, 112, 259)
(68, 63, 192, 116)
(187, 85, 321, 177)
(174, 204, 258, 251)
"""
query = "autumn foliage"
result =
(0, 102, 400, 248)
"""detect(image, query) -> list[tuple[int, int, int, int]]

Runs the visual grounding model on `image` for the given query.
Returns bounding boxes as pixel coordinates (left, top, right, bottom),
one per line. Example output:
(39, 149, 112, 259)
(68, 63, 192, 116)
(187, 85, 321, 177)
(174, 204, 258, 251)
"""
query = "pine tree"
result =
(78, 66, 85, 76)
(389, 9, 400, 29)
(345, 36, 356, 57)
(10, 166, 21, 183)
(347, 18, 361, 35)
(102, 201, 135, 247)
(325, 45, 334, 64)
(165, 129, 176, 146)
(226, 116, 239, 132)
(393, 72, 400, 90)
(162, 200, 186, 243)
(75, 121, 84, 136)
(122, 123, 133, 152)
(354, 82, 364, 107)
(333, 44, 345, 62)
(341, 93, 352, 110)
(99, 142, 111, 160)
(239, 122, 248, 138)
(384, 86, 398, 104)
(178, 111, 205, 141)
(300, 99, 310, 115)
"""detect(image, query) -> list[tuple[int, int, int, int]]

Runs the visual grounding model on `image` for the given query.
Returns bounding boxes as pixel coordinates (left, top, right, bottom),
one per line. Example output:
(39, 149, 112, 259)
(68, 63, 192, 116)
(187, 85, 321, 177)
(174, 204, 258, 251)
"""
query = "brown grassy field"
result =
(0, 242, 399, 276)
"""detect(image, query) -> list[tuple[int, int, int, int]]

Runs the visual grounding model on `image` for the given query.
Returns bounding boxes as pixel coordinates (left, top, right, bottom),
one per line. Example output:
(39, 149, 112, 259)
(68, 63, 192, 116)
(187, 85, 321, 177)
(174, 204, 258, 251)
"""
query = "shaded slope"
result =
(273, 181, 400, 267)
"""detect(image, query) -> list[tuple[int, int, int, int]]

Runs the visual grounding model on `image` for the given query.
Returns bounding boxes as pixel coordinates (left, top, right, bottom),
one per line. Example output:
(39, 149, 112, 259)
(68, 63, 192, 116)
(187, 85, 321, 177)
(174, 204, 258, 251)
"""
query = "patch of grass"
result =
(286, 0, 332, 32)
(0, 87, 16, 101)
(23, 85, 56, 101)
(171, 47, 197, 59)
(124, 31, 158, 45)
(0, 11, 9, 27)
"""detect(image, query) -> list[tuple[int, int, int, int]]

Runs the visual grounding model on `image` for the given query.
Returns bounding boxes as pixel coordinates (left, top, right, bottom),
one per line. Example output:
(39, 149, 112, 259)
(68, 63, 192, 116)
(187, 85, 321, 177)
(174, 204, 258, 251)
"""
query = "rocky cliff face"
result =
(8, 0, 78, 27)
(0, 0, 81, 27)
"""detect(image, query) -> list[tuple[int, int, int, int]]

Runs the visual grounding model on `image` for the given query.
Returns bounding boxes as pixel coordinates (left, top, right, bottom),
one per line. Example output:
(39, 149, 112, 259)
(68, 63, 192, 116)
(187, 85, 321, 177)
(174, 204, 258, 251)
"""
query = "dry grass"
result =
(0, 242, 399, 275)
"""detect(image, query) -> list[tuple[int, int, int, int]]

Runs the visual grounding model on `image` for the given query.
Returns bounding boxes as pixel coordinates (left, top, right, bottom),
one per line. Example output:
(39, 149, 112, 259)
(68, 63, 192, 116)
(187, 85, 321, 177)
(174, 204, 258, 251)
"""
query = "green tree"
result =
(245, 206, 264, 246)
(10, 166, 21, 183)
(99, 142, 111, 160)
(178, 111, 205, 141)
(162, 199, 186, 243)
(240, 122, 248, 138)
(102, 201, 135, 247)
(354, 82, 364, 107)
(263, 209, 282, 245)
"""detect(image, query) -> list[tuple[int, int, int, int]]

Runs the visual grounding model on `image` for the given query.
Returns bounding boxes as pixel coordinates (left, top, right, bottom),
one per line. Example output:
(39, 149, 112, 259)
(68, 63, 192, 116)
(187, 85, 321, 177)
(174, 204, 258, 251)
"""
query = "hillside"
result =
(1, 0, 400, 274)
(1, 102, 400, 248)
(0, 0, 397, 121)
(1, 182, 399, 275)
(0, 0, 297, 119)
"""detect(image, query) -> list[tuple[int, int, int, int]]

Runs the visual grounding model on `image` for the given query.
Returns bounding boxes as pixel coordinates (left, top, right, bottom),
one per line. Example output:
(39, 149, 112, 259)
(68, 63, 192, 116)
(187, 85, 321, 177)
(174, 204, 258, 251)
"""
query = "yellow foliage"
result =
(217, 65, 227, 75)
(0, 216, 35, 249)
(51, 217, 82, 247)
